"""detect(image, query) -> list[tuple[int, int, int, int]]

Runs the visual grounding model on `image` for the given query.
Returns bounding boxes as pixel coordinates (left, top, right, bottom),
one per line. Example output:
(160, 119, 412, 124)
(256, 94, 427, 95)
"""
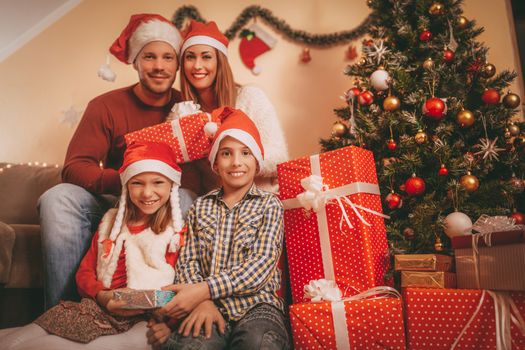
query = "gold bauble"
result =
(460, 172, 480, 192)
(481, 63, 496, 78)
(456, 109, 475, 127)
(358, 57, 367, 66)
(504, 128, 512, 139)
(434, 237, 444, 251)
(457, 16, 468, 30)
(429, 2, 445, 15)
(502, 92, 521, 109)
(422, 58, 434, 70)
(414, 129, 428, 144)
(509, 123, 520, 136)
(383, 96, 401, 111)
(332, 121, 348, 137)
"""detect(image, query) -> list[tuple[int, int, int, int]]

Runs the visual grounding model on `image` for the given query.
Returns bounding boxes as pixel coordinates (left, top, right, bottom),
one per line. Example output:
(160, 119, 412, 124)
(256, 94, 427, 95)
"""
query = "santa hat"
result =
(181, 20, 229, 57)
(99, 14, 182, 81)
(239, 23, 277, 75)
(107, 141, 184, 250)
(208, 106, 264, 173)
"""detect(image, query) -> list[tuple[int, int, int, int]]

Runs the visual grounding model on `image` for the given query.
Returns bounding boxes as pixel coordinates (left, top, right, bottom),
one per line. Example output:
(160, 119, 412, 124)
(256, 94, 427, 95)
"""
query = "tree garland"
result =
(172, 5, 374, 47)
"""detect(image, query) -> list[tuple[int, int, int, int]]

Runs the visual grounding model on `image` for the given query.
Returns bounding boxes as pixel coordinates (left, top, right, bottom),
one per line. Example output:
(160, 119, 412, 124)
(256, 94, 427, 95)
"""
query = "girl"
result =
(2, 141, 187, 349)
(177, 20, 289, 194)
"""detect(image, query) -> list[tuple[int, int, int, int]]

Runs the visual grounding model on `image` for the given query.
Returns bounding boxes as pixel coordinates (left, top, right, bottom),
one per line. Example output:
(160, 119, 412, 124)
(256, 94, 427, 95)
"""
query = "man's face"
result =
(134, 41, 178, 96)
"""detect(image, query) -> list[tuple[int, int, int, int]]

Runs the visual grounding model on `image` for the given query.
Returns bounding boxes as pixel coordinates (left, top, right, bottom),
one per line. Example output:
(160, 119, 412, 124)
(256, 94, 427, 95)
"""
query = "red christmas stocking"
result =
(239, 23, 277, 75)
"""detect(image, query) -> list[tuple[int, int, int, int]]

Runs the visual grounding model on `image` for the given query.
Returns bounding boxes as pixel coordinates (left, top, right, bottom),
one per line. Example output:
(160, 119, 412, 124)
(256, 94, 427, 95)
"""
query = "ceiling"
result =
(0, 0, 82, 62)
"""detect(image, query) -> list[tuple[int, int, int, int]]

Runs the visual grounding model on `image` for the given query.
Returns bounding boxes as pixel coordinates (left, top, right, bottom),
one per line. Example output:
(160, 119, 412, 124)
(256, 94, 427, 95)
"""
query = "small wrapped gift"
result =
(113, 289, 175, 309)
(394, 254, 454, 272)
(452, 215, 525, 291)
(125, 101, 219, 164)
(401, 271, 456, 288)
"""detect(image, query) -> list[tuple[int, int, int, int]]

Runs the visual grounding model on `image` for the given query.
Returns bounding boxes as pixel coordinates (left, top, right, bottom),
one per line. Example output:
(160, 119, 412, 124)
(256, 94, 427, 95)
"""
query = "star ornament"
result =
(474, 137, 505, 161)
(60, 105, 82, 128)
(366, 40, 390, 65)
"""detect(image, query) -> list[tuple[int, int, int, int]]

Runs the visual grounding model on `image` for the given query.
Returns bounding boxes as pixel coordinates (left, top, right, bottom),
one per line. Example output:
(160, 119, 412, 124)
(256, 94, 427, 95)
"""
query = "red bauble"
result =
(510, 211, 525, 225)
(419, 30, 432, 42)
(387, 139, 397, 150)
(481, 89, 500, 105)
(405, 175, 426, 196)
(443, 49, 455, 62)
(423, 97, 447, 120)
(350, 87, 361, 96)
(385, 192, 403, 209)
(358, 90, 374, 105)
(438, 164, 449, 176)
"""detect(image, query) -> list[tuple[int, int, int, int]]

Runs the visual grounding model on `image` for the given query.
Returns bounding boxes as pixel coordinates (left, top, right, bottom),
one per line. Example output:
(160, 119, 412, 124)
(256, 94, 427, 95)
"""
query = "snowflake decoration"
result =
(60, 105, 82, 128)
(365, 40, 390, 65)
(474, 137, 505, 162)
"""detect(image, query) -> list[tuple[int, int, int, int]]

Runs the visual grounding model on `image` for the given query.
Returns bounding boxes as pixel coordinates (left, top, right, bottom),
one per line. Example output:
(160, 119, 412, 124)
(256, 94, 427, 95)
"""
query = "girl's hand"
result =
(147, 318, 172, 349)
(178, 300, 225, 338)
(159, 282, 211, 319)
(96, 289, 145, 317)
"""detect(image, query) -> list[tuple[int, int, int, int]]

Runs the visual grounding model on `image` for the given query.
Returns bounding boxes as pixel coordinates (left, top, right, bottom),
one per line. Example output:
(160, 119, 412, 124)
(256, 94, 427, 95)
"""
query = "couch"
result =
(0, 162, 62, 328)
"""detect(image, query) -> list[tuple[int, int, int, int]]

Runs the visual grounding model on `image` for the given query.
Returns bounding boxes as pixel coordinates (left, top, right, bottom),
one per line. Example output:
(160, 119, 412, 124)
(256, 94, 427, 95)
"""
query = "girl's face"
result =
(183, 44, 218, 92)
(127, 172, 172, 222)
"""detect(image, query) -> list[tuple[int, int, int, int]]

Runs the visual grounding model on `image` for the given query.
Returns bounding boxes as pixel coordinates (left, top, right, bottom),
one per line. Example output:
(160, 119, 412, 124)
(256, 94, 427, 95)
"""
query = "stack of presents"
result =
(125, 103, 525, 349)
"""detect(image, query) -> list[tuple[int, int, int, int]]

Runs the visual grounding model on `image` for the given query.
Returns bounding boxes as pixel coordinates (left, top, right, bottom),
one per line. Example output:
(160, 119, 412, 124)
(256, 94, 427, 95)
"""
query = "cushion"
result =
(0, 221, 15, 283)
(0, 163, 62, 224)
(5, 224, 43, 288)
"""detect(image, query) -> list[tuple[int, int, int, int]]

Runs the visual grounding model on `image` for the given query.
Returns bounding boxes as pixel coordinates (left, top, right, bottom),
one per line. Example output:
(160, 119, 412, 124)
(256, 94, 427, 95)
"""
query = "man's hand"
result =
(159, 282, 211, 319)
(146, 318, 172, 350)
(96, 289, 144, 317)
(178, 300, 226, 339)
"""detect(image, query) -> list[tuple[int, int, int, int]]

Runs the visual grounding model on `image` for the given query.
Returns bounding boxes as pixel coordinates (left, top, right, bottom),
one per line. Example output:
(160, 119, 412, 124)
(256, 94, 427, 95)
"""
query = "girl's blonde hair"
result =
(123, 184, 173, 234)
(180, 49, 236, 109)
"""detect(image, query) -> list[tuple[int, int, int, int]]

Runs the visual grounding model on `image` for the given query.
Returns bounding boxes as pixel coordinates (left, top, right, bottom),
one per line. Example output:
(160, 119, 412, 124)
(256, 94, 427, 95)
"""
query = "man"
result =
(38, 13, 196, 309)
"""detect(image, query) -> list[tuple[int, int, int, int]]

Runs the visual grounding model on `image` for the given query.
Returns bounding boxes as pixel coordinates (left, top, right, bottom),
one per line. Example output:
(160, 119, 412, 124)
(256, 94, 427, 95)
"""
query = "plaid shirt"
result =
(175, 184, 285, 321)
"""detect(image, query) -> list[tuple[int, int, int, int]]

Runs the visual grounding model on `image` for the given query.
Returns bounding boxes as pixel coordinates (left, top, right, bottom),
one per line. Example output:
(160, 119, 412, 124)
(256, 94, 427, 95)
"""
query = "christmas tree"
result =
(321, 0, 525, 257)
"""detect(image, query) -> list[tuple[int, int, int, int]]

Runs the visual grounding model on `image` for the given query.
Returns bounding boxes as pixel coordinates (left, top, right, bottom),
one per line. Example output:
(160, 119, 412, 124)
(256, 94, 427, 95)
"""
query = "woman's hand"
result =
(159, 282, 211, 319)
(96, 289, 145, 317)
(178, 300, 226, 338)
(147, 318, 172, 350)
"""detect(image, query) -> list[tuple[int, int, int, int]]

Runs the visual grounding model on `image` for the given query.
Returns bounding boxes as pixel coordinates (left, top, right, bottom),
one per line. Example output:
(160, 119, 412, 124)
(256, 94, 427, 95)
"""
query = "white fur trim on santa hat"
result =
(120, 159, 182, 185)
(208, 129, 264, 172)
(128, 20, 182, 63)
(181, 35, 228, 57)
(249, 23, 277, 48)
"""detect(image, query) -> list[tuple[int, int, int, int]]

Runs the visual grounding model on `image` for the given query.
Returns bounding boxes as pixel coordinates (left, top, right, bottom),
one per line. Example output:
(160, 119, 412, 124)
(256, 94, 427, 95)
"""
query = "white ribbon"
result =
(451, 290, 525, 350)
(170, 101, 202, 119)
(170, 109, 213, 163)
(281, 154, 389, 282)
(305, 280, 401, 350)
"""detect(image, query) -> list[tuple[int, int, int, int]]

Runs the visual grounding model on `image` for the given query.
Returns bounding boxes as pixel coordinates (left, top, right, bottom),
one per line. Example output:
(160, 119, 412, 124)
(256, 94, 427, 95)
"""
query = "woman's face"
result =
(183, 44, 218, 92)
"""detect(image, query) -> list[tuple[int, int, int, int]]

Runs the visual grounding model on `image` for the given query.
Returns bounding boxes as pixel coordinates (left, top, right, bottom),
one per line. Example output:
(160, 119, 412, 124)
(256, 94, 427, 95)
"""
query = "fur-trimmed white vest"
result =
(96, 209, 176, 290)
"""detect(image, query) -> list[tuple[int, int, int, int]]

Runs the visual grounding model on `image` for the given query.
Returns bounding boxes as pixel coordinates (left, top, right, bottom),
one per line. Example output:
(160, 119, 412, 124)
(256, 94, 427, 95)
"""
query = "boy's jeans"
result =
(162, 303, 290, 350)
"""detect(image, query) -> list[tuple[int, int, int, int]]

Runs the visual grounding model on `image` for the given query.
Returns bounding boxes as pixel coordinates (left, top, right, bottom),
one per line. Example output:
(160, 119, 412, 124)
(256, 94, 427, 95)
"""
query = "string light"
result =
(0, 162, 60, 174)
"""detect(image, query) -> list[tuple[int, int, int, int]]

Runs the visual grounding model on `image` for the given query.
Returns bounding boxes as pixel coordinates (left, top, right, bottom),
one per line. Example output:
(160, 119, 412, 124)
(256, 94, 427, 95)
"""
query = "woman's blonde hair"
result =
(180, 49, 236, 109)
(123, 185, 173, 234)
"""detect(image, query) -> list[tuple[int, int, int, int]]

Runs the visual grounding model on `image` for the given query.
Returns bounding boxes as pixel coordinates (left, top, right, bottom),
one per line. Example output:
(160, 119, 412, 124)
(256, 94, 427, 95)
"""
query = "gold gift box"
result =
(401, 271, 457, 289)
(394, 254, 453, 272)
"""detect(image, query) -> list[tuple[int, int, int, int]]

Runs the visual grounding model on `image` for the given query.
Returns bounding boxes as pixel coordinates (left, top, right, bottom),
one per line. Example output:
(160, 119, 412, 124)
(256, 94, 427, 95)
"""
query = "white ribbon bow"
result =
(304, 279, 343, 302)
(170, 101, 202, 119)
(296, 175, 328, 212)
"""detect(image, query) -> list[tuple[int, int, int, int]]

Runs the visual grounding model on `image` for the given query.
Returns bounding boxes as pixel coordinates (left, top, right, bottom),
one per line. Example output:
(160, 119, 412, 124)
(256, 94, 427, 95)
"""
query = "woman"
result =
(178, 20, 289, 194)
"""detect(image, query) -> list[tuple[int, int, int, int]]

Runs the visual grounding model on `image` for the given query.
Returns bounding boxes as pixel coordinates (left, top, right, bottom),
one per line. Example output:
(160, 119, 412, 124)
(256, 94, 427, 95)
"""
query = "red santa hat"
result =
(239, 23, 277, 75)
(110, 14, 183, 64)
(208, 106, 264, 173)
(107, 141, 184, 249)
(181, 20, 229, 57)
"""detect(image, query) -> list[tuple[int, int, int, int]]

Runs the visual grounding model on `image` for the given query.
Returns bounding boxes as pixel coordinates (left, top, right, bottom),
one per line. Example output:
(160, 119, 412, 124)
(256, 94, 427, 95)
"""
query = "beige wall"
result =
(0, 0, 523, 164)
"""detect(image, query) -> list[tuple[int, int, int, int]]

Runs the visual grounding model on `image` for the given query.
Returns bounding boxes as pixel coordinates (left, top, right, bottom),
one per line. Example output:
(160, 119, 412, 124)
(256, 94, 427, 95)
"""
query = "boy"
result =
(147, 107, 290, 349)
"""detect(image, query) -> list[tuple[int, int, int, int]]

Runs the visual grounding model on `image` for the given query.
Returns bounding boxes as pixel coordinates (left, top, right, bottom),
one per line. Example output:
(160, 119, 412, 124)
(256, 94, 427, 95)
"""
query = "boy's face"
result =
(213, 136, 258, 194)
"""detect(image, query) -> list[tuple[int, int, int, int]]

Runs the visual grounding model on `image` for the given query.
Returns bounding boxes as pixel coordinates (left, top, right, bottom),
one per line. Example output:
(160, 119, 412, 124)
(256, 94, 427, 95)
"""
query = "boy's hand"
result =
(178, 300, 226, 338)
(146, 318, 172, 350)
(96, 289, 145, 317)
(160, 282, 211, 319)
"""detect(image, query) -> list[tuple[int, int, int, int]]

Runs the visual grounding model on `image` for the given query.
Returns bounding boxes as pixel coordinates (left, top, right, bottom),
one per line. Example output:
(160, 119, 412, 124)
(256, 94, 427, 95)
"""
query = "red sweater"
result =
(62, 85, 180, 195)
(76, 224, 178, 299)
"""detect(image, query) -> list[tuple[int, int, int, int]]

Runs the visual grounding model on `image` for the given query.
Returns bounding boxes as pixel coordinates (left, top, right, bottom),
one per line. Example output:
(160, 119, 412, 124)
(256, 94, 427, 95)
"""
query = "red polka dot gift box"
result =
(290, 294, 406, 349)
(403, 288, 525, 350)
(125, 102, 219, 164)
(277, 146, 390, 304)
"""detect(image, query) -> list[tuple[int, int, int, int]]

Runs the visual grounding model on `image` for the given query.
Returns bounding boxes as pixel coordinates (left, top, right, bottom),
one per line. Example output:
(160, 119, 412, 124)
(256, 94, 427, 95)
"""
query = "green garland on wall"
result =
(172, 5, 374, 47)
